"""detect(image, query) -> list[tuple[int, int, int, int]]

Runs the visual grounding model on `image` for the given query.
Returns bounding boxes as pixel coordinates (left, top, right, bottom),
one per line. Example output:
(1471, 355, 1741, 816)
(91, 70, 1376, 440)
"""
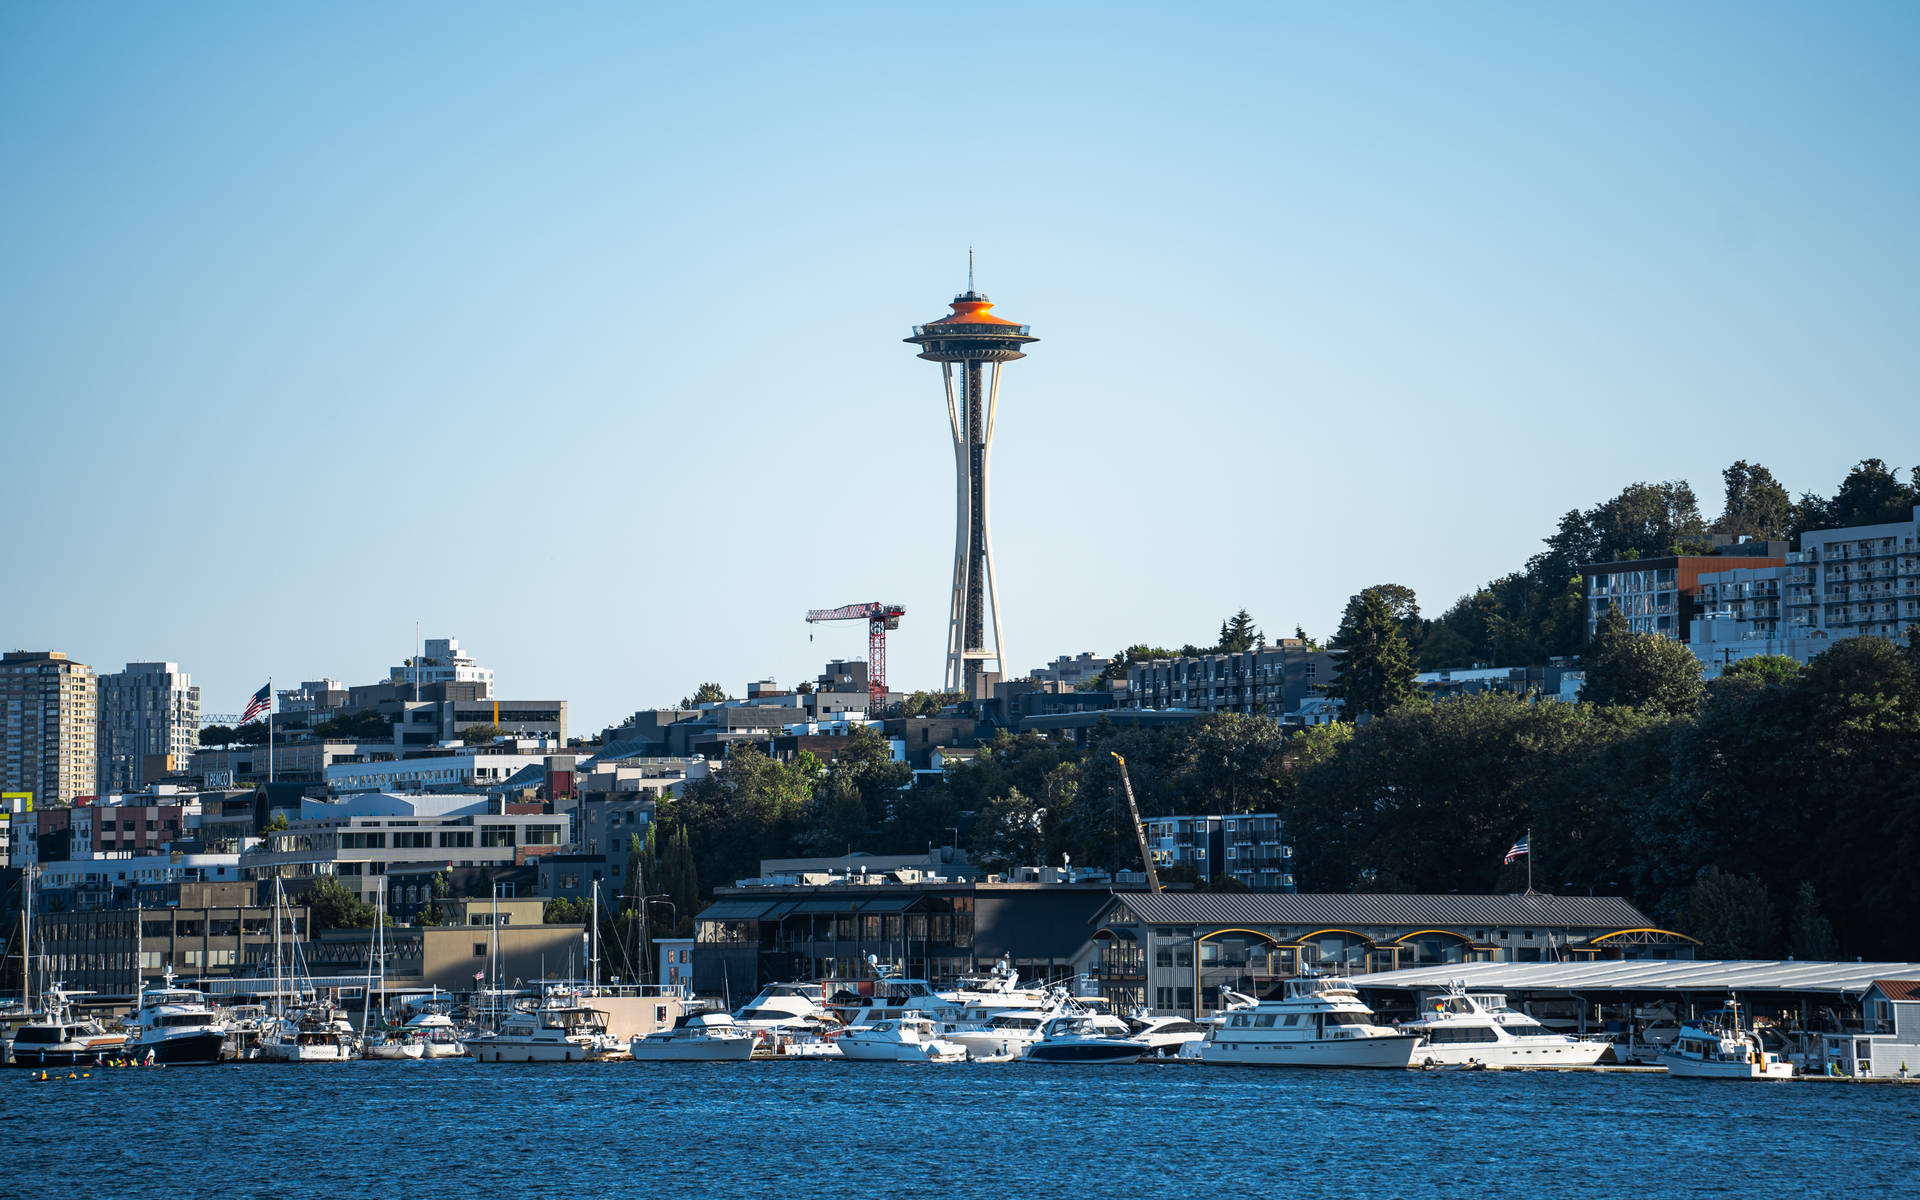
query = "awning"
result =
(856, 896, 919, 913)
(694, 900, 779, 921)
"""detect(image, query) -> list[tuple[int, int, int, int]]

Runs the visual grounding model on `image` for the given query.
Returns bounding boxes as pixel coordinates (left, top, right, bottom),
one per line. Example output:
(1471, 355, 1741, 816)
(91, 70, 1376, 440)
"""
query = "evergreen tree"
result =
(1712, 460, 1795, 540)
(1326, 588, 1418, 719)
(1217, 609, 1260, 654)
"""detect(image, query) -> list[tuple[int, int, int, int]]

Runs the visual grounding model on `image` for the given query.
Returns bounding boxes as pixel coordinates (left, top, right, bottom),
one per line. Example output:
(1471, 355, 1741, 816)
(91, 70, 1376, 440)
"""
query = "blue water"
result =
(13, 1061, 1918, 1198)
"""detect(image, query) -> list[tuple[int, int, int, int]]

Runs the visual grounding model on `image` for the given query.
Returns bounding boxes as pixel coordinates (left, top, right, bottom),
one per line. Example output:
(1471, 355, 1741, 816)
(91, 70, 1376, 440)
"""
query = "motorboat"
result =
(1200, 976, 1420, 1069)
(946, 1009, 1056, 1061)
(5, 988, 129, 1068)
(1399, 982, 1612, 1068)
(629, 1012, 755, 1062)
(124, 974, 228, 1065)
(260, 1001, 360, 1063)
(830, 975, 971, 1030)
(1022, 1014, 1146, 1065)
(1660, 1000, 1793, 1079)
(1126, 1014, 1213, 1058)
(837, 1015, 966, 1063)
(364, 1027, 426, 1060)
(222, 1004, 272, 1061)
(469, 986, 620, 1063)
(401, 1010, 468, 1059)
(734, 982, 841, 1035)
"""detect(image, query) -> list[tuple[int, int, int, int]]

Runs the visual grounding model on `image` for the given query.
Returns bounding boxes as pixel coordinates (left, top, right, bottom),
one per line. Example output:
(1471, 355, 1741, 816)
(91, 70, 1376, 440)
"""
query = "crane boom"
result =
(1110, 752, 1162, 892)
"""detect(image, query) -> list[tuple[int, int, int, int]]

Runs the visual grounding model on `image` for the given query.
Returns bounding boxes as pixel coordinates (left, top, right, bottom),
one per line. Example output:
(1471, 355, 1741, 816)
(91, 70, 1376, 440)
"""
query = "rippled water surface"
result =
(15, 1060, 1918, 1198)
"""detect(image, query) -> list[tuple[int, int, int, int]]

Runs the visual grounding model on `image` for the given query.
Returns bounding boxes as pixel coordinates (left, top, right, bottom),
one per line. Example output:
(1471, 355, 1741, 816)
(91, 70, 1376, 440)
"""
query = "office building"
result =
(97, 661, 201, 793)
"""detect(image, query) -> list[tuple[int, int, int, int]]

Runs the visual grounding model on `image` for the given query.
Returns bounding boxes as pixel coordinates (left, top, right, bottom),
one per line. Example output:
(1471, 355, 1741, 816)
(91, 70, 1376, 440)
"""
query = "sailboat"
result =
(361, 880, 423, 1061)
(258, 876, 360, 1063)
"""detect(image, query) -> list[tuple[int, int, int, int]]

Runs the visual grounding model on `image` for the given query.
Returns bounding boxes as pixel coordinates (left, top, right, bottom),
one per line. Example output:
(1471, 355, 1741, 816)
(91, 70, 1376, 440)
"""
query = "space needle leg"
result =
(944, 362, 969, 693)
(982, 361, 1007, 680)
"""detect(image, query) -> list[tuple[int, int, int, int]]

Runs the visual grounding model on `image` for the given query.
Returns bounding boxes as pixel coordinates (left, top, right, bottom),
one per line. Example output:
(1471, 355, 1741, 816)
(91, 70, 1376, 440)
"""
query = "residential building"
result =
(1, 650, 98, 806)
(324, 742, 565, 795)
(1029, 652, 1110, 688)
(1143, 814, 1296, 890)
(1687, 507, 1920, 676)
(1582, 539, 1787, 643)
(276, 678, 348, 715)
(1086, 892, 1690, 1016)
(96, 661, 201, 793)
(1123, 640, 1334, 718)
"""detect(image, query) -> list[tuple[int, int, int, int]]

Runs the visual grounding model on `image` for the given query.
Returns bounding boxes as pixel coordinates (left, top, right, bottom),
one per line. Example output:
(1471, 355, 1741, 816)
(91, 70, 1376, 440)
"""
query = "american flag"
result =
(241, 683, 271, 724)
(1504, 833, 1530, 865)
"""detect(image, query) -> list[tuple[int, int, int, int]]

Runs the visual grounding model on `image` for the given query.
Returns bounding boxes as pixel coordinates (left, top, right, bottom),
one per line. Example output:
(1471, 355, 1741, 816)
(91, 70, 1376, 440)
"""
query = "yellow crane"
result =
(1110, 752, 1162, 892)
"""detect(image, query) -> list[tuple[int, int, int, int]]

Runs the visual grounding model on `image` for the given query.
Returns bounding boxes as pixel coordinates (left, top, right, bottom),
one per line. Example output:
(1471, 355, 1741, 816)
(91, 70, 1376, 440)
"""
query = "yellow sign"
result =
(2, 791, 30, 813)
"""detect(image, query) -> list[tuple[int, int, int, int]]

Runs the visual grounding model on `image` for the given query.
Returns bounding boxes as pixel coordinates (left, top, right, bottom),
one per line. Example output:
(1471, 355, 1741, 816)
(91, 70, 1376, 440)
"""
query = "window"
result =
(340, 831, 386, 850)
(440, 831, 474, 848)
(474, 943, 487, 957)
(481, 827, 516, 848)
(523, 825, 561, 846)
(393, 831, 434, 849)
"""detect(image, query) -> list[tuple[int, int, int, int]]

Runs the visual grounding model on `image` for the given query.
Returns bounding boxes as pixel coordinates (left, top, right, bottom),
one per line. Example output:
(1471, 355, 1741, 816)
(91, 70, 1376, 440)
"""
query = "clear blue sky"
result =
(4, 2, 1916, 732)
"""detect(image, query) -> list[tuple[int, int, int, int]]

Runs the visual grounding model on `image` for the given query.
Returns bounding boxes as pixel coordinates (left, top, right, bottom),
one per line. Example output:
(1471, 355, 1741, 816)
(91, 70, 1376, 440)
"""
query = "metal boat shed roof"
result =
(1352, 959, 1920, 998)
(1116, 892, 1653, 930)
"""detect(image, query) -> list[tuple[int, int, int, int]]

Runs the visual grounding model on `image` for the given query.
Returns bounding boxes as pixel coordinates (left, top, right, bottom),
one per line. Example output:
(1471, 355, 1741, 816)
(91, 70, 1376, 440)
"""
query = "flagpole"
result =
(1526, 827, 1533, 894)
(268, 676, 275, 785)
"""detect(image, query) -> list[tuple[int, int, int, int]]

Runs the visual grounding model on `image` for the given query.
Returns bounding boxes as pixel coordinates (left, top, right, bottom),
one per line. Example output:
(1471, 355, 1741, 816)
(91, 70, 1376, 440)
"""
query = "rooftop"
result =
(1354, 959, 1920, 997)
(1112, 892, 1654, 930)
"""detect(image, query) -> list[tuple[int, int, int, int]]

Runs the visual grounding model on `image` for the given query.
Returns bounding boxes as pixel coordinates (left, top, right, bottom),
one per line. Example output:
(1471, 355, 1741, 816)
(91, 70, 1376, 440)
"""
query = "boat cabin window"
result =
(1253, 1014, 1277, 1028)
(1323, 1012, 1371, 1027)
(1283, 1015, 1301, 1027)
(1229, 1015, 1250, 1028)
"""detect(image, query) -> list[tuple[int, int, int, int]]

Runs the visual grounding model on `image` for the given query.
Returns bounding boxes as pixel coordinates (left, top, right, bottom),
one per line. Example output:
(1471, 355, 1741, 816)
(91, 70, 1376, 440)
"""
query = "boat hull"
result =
(368, 1042, 426, 1060)
(470, 1039, 604, 1063)
(8, 1043, 126, 1069)
(133, 1030, 228, 1066)
(1661, 1053, 1794, 1079)
(629, 1039, 755, 1063)
(1023, 1042, 1144, 1065)
(1201, 1034, 1421, 1069)
(261, 1042, 357, 1063)
(837, 1039, 965, 1063)
(1416, 1038, 1612, 1069)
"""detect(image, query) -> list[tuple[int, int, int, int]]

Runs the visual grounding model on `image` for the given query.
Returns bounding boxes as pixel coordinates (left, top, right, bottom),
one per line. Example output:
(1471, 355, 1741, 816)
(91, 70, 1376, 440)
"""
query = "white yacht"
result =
(260, 1001, 360, 1063)
(1022, 1013, 1146, 1065)
(124, 974, 227, 1065)
(837, 1015, 966, 1063)
(946, 1009, 1056, 1061)
(401, 1010, 468, 1059)
(1200, 976, 1420, 1069)
(1126, 1014, 1214, 1058)
(470, 987, 620, 1063)
(734, 982, 841, 1034)
(831, 975, 971, 1029)
(1660, 1001, 1793, 1080)
(1399, 983, 1611, 1068)
(630, 1011, 755, 1062)
(364, 1027, 426, 1060)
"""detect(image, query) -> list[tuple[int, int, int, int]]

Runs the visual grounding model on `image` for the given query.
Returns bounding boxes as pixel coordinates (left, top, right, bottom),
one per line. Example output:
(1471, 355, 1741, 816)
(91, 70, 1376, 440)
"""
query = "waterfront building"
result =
(1829, 978, 1920, 1077)
(1086, 892, 1686, 1016)
(95, 661, 201, 794)
(692, 876, 1121, 997)
(1582, 539, 1786, 642)
(1, 650, 98, 806)
(1123, 640, 1334, 718)
(32, 880, 301, 997)
(1142, 814, 1296, 890)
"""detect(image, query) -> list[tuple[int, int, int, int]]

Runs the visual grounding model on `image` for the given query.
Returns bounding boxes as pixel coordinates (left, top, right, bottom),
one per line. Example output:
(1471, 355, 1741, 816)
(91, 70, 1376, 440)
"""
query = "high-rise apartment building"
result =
(1, 650, 99, 806)
(97, 661, 201, 793)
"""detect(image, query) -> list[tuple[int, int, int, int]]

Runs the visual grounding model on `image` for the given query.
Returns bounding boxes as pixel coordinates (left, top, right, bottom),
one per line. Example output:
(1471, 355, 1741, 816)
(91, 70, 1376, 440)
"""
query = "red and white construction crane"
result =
(805, 602, 906, 715)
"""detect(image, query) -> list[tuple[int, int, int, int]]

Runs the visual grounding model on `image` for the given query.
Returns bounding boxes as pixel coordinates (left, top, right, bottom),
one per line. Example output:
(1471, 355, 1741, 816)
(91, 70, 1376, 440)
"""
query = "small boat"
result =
(629, 1012, 755, 1063)
(1126, 1014, 1213, 1058)
(1399, 982, 1612, 1069)
(260, 1001, 360, 1063)
(469, 986, 620, 1063)
(1200, 976, 1420, 1069)
(6, 987, 129, 1068)
(401, 1010, 468, 1059)
(1023, 1014, 1145, 1065)
(837, 1015, 967, 1063)
(364, 1028, 426, 1060)
(1660, 1000, 1793, 1080)
(124, 973, 228, 1066)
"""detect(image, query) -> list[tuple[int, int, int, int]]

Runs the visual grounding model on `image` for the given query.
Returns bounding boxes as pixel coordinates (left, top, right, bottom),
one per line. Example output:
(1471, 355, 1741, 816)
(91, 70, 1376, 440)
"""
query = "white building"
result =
(1690, 506, 1920, 677)
(1143, 813, 1295, 890)
(241, 793, 566, 904)
(325, 743, 561, 795)
(1030, 652, 1111, 688)
(1826, 979, 1920, 1078)
(391, 637, 494, 697)
(97, 661, 201, 793)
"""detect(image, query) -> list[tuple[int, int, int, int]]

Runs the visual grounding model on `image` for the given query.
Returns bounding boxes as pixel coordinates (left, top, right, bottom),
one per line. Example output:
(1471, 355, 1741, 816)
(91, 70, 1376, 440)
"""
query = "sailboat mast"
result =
(23, 866, 33, 1014)
(590, 880, 599, 991)
(362, 878, 379, 1038)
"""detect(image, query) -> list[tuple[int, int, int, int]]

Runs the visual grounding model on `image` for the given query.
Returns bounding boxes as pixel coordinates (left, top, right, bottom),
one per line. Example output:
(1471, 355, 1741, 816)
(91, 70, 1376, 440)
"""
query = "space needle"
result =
(904, 260, 1037, 696)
